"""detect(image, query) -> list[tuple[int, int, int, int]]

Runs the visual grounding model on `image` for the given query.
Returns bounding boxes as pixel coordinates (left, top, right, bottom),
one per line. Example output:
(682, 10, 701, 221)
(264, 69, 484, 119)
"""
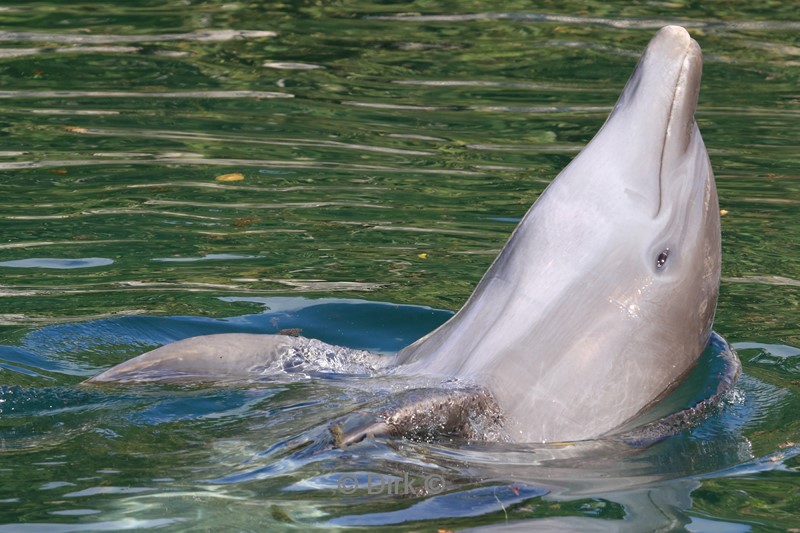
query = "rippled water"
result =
(0, 2, 798, 531)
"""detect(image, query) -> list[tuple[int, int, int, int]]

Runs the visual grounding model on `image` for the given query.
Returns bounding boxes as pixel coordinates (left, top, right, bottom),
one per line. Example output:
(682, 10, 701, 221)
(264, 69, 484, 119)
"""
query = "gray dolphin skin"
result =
(86, 26, 727, 444)
(393, 25, 720, 442)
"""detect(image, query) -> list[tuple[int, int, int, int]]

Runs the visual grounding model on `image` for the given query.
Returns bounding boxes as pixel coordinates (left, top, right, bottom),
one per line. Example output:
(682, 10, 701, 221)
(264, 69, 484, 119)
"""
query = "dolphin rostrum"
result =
(86, 26, 732, 444)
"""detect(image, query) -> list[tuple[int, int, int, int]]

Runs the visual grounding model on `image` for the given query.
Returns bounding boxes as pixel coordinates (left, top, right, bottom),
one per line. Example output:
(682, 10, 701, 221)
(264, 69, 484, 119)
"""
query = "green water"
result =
(0, 1, 798, 531)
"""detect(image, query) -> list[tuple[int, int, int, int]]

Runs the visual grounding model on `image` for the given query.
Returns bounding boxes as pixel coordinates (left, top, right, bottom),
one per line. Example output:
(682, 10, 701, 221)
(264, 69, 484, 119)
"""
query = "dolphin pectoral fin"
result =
(330, 387, 507, 447)
(85, 333, 300, 384)
(329, 415, 394, 448)
(85, 333, 389, 384)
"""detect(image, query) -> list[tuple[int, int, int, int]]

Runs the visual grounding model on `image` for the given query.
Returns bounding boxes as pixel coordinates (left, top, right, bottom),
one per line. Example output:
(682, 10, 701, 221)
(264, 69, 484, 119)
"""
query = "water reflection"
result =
(0, 29, 277, 43)
(0, 258, 113, 269)
(370, 12, 800, 31)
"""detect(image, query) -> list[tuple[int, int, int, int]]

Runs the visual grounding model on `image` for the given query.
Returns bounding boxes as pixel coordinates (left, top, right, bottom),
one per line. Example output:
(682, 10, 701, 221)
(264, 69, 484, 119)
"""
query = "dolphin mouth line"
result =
(656, 39, 694, 217)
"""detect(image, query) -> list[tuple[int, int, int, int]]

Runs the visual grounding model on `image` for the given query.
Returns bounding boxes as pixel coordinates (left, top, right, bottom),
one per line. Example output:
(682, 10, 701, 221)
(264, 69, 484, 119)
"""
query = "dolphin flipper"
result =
(329, 387, 506, 447)
(86, 333, 390, 384)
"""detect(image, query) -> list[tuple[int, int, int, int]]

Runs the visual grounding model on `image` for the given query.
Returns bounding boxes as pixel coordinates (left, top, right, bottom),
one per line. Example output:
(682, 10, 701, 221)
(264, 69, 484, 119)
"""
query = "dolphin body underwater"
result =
(86, 26, 740, 445)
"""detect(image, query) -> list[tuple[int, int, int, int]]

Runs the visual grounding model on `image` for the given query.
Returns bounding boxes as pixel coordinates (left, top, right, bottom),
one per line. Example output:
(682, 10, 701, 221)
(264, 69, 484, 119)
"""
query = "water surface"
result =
(0, 1, 798, 531)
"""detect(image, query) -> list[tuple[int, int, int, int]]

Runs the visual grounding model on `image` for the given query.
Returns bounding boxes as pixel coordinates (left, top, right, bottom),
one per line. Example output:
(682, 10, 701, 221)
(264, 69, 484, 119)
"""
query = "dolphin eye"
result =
(656, 248, 669, 269)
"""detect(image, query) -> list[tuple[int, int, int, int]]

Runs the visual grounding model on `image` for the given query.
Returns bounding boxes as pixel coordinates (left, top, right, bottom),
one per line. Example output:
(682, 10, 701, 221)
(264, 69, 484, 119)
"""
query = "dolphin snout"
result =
(662, 35, 702, 168)
(589, 25, 703, 217)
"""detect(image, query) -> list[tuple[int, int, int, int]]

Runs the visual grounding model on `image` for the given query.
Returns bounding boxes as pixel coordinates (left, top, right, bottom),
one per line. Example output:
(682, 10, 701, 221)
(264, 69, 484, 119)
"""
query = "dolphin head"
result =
(553, 24, 720, 354)
(396, 26, 721, 442)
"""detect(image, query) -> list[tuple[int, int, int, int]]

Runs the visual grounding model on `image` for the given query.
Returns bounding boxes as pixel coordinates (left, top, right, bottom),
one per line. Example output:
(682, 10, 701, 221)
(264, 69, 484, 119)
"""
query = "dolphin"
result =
(393, 25, 720, 442)
(86, 26, 729, 444)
